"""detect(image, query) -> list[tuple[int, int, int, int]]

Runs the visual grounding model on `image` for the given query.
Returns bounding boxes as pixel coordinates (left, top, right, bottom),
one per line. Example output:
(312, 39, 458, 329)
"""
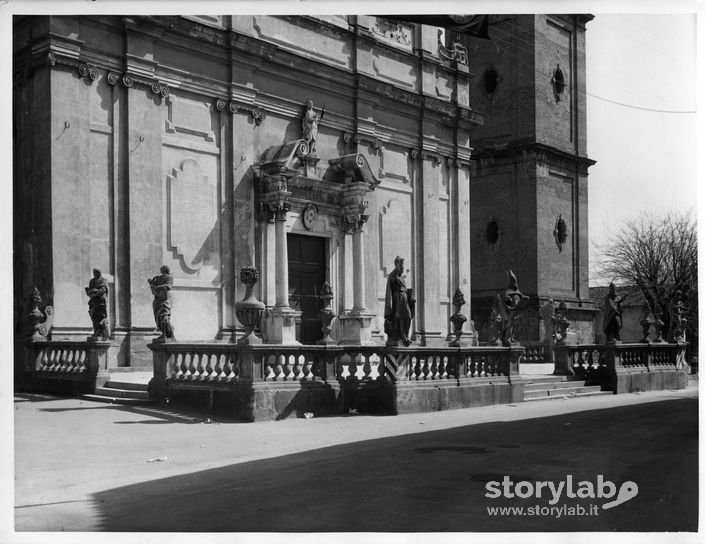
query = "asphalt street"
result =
(12, 382, 699, 534)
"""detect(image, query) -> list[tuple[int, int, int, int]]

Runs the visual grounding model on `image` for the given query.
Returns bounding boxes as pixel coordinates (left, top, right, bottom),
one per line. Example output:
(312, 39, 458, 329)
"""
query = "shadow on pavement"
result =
(86, 398, 697, 533)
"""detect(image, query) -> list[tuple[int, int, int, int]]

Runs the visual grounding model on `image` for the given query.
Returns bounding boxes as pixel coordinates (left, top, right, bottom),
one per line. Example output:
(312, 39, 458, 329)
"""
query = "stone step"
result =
(94, 386, 151, 400)
(82, 394, 155, 406)
(523, 381, 590, 392)
(104, 380, 149, 391)
(524, 388, 611, 402)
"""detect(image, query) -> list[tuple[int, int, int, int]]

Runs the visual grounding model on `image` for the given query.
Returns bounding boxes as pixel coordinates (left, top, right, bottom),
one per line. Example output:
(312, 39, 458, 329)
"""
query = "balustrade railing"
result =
(148, 343, 523, 390)
(522, 342, 547, 363)
(554, 342, 686, 383)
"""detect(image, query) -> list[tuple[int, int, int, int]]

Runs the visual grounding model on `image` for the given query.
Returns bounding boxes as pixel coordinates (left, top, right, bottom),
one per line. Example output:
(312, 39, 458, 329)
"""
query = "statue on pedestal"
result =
(488, 294, 503, 346)
(554, 301, 571, 344)
(301, 98, 324, 155)
(384, 256, 415, 346)
(26, 287, 54, 342)
(669, 290, 688, 343)
(603, 282, 624, 343)
(500, 269, 528, 346)
(148, 265, 175, 342)
(448, 288, 468, 347)
(539, 298, 556, 343)
(85, 268, 109, 341)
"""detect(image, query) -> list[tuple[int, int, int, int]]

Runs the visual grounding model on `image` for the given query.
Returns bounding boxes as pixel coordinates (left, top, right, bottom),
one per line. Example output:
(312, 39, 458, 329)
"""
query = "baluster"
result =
(338, 355, 350, 380)
(173, 353, 183, 379)
(38, 348, 48, 371)
(230, 352, 240, 379)
(294, 354, 303, 380)
(214, 353, 224, 380)
(77, 350, 87, 372)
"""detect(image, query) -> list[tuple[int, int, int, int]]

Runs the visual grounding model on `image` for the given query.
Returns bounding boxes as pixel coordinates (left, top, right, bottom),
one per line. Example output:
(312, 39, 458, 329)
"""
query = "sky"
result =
(585, 12, 699, 284)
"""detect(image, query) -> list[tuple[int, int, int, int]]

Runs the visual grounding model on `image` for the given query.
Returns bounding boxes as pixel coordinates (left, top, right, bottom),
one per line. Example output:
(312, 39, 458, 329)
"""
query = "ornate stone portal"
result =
(256, 141, 381, 345)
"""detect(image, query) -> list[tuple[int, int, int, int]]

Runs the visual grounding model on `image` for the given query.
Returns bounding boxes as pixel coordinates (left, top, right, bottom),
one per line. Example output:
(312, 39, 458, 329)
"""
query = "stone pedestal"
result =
(553, 333, 577, 375)
(262, 307, 301, 345)
(337, 313, 377, 346)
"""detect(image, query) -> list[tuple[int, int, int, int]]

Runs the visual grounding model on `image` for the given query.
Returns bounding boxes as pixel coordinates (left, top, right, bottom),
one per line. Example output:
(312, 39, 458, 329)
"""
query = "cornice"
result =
(471, 142, 596, 173)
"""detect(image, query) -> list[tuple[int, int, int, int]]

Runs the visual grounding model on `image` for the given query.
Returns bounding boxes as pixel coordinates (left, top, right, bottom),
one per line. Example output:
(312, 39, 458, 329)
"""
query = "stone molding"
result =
(471, 143, 596, 175)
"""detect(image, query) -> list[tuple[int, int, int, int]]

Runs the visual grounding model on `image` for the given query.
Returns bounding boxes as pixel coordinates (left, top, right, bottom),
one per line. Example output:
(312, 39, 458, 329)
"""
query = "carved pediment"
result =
(258, 139, 310, 175)
(328, 153, 381, 190)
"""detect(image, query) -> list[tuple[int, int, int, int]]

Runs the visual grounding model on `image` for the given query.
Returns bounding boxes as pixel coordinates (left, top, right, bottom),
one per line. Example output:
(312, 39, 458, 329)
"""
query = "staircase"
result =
(84, 371, 154, 405)
(518, 375, 612, 402)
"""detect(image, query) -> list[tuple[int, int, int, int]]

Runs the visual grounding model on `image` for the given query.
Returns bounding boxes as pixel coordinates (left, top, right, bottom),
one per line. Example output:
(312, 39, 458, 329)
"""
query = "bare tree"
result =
(595, 210, 697, 344)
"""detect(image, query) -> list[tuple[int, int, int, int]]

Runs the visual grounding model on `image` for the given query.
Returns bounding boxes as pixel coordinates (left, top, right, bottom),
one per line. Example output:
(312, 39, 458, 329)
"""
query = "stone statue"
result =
(554, 300, 571, 344)
(384, 256, 416, 346)
(301, 98, 324, 154)
(539, 298, 556, 343)
(85, 268, 109, 341)
(148, 265, 175, 341)
(669, 290, 688, 343)
(500, 269, 528, 346)
(603, 282, 624, 343)
(488, 294, 503, 346)
(448, 287, 468, 347)
(26, 287, 54, 342)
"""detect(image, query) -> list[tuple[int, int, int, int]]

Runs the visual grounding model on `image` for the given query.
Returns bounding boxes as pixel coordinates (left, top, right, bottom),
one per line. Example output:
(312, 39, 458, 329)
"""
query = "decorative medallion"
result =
(554, 214, 568, 252)
(302, 203, 318, 230)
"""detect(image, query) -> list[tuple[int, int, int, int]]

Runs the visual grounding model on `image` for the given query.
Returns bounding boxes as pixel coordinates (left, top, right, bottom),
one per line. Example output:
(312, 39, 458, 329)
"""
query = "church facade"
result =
(13, 15, 594, 367)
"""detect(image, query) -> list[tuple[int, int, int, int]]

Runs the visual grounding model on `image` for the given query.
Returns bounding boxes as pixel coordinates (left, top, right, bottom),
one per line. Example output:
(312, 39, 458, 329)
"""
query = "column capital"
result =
(260, 195, 291, 223)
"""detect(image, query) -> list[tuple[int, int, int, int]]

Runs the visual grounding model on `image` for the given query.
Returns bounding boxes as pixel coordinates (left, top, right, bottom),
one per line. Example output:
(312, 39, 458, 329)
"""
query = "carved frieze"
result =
(373, 18, 413, 48)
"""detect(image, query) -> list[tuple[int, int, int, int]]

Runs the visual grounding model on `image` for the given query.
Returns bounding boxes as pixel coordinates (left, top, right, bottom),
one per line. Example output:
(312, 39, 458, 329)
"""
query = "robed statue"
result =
(301, 98, 324, 154)
(148, 265, 175, 341)
(603, 282, 624, 343)
(384, 256, 416, 346)
(500, 269, 528, 346)
(85, 268, 109, 340)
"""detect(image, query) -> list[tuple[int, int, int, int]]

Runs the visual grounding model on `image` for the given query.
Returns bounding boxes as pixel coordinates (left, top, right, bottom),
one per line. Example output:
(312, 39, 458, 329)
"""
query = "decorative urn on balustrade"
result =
(235, 266, 265, 345)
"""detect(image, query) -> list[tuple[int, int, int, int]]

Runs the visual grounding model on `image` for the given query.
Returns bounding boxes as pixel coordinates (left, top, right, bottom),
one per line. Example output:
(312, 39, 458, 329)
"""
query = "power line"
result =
(478, 23, 697, 114)
(586, 92, 696, 114)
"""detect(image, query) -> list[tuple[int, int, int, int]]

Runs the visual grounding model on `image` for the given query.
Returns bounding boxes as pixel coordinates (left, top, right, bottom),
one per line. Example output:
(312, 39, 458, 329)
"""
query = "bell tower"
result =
(465, 14, 597, 342)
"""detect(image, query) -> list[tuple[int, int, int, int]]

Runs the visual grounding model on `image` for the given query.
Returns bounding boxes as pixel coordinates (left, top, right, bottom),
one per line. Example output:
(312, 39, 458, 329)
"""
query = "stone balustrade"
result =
(522, 341, 547, 363)
(148, 342, 525, 420)
(21, 340, 111, 395)
(554, 342, 688, 393)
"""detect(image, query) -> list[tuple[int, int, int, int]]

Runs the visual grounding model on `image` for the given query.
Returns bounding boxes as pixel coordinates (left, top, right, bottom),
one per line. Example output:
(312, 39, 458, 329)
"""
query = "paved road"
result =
(13, 383, 698, 534)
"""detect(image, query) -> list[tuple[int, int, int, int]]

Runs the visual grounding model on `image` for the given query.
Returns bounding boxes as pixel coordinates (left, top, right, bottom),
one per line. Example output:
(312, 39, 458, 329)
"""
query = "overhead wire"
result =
(474, 21, 697, 114)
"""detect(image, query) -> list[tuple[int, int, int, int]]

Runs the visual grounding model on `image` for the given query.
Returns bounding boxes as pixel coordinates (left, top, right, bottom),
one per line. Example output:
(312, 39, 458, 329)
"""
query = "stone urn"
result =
(235, 266, 265, 345)
(317, 282, 336, 345)
(26, 287, 54, 342)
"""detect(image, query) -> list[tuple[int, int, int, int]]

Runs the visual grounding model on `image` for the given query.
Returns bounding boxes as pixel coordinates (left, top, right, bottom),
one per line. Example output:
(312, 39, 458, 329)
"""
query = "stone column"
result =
(337, 201, 376, 345)
(260, 202, 301, 345)
(351, 225, 366, 314)
(274, 208, 290, 308)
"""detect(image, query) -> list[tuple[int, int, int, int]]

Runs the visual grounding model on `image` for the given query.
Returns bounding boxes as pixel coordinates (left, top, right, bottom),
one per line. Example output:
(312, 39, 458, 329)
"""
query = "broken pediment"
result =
(258, 139, 310, 175)
(329, 153, 381, 190)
